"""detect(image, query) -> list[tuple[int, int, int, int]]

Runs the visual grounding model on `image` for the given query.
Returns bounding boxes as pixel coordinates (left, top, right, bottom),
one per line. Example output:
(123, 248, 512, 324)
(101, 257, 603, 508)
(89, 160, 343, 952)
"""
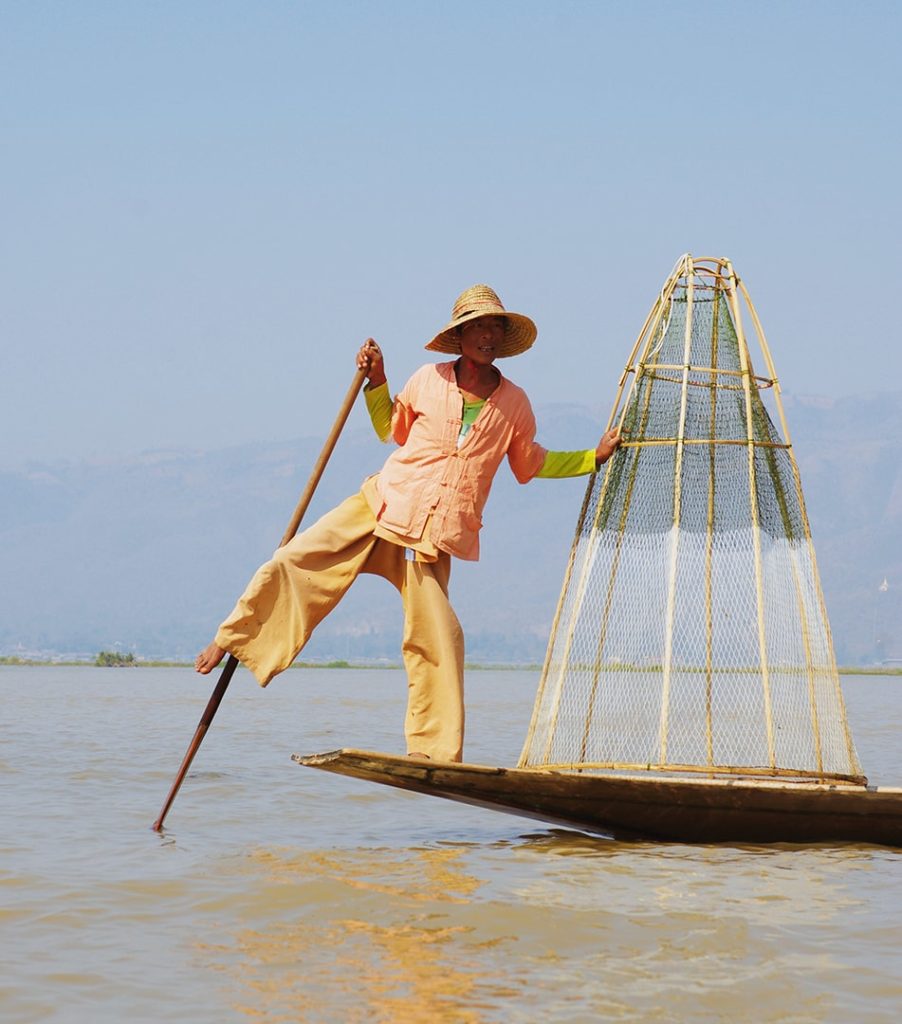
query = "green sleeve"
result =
(536, 449, 597, 478)
(364, 382, 393, 442)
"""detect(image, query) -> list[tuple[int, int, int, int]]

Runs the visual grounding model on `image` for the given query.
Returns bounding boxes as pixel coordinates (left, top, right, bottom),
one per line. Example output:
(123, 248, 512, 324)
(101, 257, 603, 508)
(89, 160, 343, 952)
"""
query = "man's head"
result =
(426, 284, 537, 357)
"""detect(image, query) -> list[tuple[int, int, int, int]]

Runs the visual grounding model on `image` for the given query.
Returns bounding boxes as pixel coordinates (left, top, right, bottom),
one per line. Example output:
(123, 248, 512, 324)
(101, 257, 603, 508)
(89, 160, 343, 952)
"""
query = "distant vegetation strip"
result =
(0, 654, 543, 671)
(1, 655, 899, 675)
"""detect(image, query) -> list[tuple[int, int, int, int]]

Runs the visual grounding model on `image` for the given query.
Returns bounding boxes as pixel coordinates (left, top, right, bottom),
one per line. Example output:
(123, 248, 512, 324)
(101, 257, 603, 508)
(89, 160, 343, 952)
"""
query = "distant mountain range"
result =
(2, 392, 900, 665)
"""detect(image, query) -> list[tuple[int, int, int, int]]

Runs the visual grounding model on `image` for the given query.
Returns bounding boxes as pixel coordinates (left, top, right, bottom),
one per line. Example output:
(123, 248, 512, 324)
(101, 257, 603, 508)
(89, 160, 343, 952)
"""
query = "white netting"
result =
(520, 258, 861, 782)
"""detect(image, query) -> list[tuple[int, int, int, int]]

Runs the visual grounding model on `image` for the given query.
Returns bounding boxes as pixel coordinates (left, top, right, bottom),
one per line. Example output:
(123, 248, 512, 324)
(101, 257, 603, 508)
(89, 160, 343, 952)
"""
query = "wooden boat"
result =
(294, 749, 902, 847)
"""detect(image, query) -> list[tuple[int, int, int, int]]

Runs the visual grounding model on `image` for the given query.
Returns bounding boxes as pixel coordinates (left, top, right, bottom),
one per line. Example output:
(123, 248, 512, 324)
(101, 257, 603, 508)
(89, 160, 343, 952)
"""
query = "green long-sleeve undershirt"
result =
(364, 382, 597, 478)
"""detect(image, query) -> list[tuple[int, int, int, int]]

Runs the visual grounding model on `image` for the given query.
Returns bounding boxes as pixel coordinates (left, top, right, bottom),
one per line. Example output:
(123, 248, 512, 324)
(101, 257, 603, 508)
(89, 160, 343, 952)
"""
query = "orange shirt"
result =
(367, 361, 549, 561)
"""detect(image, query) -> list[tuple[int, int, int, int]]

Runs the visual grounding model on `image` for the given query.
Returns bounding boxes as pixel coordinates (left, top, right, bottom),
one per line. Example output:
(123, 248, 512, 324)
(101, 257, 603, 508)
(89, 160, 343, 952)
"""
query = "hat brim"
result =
(425, 310, 537, 357)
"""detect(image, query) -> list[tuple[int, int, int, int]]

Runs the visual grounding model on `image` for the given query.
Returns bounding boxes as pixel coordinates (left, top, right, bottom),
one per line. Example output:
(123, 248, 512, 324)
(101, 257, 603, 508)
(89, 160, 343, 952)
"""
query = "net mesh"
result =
(519, 257, 862, 782)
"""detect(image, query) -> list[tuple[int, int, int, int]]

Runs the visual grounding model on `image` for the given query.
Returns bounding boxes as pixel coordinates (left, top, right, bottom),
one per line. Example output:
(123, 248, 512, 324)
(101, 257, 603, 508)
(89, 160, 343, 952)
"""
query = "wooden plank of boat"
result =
(293, 748, 902, 847)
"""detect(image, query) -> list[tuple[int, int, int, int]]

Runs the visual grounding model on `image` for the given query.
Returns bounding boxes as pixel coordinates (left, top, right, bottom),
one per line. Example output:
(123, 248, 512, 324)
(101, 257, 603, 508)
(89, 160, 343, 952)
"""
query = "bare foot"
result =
(195, 642, 226, 674)
(407, 752, 431, 760)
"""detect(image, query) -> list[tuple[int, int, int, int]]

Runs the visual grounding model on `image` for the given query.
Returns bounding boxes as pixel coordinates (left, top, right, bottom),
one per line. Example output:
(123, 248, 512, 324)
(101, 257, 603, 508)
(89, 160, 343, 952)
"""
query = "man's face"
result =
(458, 316, 507, 365)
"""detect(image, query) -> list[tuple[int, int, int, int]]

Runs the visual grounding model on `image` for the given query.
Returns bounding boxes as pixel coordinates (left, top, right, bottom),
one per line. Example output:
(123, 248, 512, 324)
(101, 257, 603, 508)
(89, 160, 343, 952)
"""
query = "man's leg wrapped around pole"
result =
(214, 491, 379, 686)
(213, 485, 464, 760)
(399, 554, 465, 762)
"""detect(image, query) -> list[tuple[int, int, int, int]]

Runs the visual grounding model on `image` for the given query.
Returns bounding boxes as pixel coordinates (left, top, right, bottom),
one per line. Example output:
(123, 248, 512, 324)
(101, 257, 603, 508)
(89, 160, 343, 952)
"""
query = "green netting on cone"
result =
(519, 255, 862, 783)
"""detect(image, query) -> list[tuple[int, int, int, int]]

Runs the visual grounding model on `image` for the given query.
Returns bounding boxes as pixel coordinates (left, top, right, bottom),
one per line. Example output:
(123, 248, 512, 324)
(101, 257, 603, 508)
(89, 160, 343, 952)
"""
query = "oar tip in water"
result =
(150, 655, 238, 830)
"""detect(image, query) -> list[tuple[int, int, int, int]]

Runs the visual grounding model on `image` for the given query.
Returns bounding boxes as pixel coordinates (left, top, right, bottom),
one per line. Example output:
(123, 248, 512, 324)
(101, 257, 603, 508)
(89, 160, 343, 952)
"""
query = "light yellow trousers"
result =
(215, 490, 465, 762)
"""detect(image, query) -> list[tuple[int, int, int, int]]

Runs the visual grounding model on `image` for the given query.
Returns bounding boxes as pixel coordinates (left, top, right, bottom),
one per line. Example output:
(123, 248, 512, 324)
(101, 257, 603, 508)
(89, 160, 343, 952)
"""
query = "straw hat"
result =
(425, 284, 537, 357)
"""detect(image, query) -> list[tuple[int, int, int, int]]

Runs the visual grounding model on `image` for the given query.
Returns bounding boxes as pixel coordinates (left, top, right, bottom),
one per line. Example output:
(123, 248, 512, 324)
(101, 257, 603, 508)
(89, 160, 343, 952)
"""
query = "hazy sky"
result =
(3, 1, 900, 465)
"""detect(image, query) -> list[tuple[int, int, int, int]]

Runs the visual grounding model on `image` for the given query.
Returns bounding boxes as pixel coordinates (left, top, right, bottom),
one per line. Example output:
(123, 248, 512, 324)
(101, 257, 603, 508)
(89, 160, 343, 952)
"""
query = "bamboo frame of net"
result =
(519, 254, 863, 785)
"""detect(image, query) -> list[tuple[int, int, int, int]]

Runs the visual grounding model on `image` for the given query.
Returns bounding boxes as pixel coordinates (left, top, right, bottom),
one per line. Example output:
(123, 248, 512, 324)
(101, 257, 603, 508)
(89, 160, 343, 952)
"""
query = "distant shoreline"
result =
(0, 657, 538, 671)
(1, 657, 900, 676)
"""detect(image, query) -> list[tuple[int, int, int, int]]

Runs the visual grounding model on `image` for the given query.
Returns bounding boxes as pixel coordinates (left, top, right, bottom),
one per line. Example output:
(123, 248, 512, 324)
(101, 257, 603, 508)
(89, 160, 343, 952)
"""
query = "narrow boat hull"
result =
(294, 749, 902, 847)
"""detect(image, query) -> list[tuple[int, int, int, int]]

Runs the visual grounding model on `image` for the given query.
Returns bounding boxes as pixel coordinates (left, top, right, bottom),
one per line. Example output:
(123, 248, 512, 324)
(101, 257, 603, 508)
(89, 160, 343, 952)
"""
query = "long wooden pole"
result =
(152, 366, 368, 831)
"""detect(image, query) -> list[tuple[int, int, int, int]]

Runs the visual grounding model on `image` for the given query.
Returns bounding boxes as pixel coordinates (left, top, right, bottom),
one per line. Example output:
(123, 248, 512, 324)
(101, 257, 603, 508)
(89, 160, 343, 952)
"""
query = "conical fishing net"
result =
(520, 256, 862, 783)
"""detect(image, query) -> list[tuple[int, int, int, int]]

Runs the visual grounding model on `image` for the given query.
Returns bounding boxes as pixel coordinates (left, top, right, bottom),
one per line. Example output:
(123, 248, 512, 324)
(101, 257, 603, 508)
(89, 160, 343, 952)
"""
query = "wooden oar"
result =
(152, 365, 369, 831)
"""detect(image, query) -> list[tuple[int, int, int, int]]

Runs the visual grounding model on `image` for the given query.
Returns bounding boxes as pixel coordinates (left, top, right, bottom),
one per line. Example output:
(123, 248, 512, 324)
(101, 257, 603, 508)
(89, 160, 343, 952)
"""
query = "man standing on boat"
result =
(195, 285, 620, 762)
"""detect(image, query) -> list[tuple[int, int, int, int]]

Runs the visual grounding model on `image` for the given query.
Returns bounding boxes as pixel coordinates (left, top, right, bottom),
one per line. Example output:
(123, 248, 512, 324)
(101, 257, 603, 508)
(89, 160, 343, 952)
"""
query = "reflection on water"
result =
(201, 847, 496, 1023)
(1, 667, 901, 1023)
(191, 833, 901, 1024)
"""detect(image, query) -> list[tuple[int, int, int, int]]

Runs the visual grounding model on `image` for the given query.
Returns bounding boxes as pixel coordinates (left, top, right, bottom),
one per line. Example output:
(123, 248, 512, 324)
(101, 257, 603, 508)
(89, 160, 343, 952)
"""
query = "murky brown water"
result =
(2, 667, 901, 1022)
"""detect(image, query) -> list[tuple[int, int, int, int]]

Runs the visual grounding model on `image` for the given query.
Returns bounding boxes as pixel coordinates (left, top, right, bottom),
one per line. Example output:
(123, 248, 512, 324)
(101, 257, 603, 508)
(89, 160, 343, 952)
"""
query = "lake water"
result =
(2, 666, 901, 1023)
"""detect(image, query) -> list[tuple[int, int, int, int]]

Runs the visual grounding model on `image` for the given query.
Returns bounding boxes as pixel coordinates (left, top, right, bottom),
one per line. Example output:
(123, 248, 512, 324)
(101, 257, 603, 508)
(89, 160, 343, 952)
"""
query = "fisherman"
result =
(195, 285, 620, 762)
